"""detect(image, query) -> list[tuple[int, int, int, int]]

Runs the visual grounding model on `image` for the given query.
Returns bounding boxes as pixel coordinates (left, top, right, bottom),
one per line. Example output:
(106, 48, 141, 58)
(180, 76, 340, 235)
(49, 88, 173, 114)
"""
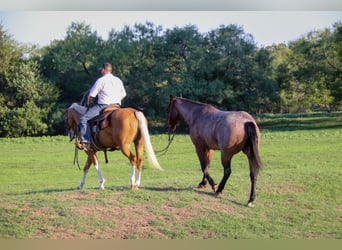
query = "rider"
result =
(77, 62, 126, 150)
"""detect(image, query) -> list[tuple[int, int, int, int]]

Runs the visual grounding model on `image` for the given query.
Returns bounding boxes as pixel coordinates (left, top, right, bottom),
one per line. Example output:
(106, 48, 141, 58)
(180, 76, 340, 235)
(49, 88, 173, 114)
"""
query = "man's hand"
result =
(87, 96, 94, 107)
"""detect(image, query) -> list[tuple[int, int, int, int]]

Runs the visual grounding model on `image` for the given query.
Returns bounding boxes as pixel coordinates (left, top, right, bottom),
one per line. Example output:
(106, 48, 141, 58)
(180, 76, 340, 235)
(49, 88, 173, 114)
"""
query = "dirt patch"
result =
(61, 191, 99, 201)
(263, 183, 303, 194)
(75, 202, 167, 238)
(193, 192, 237, 212)
(2, 188, 244, 239)
(68, 190, 240, 239)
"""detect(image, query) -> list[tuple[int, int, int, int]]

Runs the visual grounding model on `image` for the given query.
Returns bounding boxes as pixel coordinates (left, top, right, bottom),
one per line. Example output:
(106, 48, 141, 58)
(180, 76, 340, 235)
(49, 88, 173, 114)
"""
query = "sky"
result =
(0, 11, 342, 47)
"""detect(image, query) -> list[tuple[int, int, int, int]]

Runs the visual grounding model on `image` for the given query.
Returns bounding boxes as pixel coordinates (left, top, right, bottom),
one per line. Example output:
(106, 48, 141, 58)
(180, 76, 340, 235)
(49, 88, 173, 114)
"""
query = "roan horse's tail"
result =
(135, 111, 163, 171)
(243, 122, 263, 174)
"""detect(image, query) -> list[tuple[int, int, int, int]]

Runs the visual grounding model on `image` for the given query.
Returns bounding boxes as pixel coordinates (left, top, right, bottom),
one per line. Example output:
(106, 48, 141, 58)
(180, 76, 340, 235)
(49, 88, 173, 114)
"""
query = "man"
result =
(77, 62, 126, 150)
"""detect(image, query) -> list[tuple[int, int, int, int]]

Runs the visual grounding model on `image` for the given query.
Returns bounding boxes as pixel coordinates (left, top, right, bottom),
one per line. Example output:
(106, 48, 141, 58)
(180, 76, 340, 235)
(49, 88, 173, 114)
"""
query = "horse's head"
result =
(64, 103, 85, 141)
(64, 107, 77, 141)
(165, 95, 181, 132)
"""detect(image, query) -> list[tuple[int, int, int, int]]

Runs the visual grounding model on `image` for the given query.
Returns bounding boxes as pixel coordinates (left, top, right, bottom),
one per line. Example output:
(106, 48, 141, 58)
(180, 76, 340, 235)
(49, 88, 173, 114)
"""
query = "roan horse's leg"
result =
(196, 147, 216, 191)
(246, 156, 258, 207)
(215, 154, 232, 195)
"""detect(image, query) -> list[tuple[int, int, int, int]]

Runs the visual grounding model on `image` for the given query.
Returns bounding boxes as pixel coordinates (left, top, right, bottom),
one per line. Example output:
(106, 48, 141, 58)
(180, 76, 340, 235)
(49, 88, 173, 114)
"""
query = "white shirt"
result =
(89, 73, 126, 105)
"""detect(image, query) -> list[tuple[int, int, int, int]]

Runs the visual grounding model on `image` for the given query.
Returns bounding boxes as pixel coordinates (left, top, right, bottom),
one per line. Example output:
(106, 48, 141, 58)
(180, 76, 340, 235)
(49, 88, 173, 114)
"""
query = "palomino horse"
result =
(65, 103, 162, 190)
(165, 96, 262, 207)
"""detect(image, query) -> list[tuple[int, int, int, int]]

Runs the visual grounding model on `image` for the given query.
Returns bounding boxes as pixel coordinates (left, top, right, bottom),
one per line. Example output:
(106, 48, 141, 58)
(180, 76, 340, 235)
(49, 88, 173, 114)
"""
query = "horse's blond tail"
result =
(135, 111, 163, 171)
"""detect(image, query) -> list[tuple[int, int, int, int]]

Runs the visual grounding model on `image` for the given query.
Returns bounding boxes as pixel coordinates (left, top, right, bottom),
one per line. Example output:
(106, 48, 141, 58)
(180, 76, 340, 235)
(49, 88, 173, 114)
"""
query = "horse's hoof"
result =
(247, 202, 254, 208)
(211, 184, 218, 193)
(131, 185, 139, 190)
(99, 179, 105, 190)
(215, 191, 222, 197)
(197, 184, 206, 189)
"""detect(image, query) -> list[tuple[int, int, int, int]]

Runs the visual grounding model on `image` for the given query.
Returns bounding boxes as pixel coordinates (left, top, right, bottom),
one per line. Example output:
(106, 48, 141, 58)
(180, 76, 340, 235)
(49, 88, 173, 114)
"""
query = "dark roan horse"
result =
(165, 96, 262, 207)
(65, 103, 162, 190)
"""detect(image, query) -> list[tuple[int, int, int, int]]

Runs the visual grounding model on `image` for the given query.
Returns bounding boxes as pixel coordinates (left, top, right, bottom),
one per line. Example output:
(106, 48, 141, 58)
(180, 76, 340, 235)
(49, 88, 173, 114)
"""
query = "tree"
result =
(200, 24, 277, 113)
(39, 22, 104, 104)
(321, 22, 342, 110)
(160, 25, 206, 100)
(0, 25, 59, 137)
(275, 26, 338, 112)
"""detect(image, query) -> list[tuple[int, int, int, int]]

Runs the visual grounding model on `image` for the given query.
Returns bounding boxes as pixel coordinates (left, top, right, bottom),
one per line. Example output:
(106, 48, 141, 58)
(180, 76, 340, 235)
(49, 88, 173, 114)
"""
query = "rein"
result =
(73, 142, 81, 170)
(67, 122, 81, 170)
(70, 132, 81, 170)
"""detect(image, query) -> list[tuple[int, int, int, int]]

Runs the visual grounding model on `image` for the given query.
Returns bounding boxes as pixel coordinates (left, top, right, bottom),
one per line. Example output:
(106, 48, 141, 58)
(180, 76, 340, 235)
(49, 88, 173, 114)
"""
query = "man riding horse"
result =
(77, 62, 127, 150)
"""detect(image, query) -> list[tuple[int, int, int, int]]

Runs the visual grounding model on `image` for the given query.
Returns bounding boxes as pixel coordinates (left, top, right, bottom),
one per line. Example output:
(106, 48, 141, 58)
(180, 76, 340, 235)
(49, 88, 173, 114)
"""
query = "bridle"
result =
(65, 108, 82, 170)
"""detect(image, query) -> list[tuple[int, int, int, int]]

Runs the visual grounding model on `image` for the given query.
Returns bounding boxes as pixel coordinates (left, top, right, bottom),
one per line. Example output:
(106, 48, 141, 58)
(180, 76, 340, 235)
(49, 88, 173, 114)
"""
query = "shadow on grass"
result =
(7, 187, 78, 196)
(144, 185, 248, 207)
(257, 113, 342, 131)
(141, 186, 194, 192)
(8, 185, 248, 207)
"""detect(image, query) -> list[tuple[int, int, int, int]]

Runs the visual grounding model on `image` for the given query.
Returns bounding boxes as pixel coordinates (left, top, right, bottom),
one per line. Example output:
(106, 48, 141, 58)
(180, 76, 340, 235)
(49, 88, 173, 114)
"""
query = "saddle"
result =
(85, 104, 120, 158)
(88, 104, 120, 133)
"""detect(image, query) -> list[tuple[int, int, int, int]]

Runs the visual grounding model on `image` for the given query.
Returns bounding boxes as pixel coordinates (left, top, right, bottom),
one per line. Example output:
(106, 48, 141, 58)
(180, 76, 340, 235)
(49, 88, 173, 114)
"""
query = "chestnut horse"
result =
(165, 96, 262, 207)
(65, 103, 162, 190)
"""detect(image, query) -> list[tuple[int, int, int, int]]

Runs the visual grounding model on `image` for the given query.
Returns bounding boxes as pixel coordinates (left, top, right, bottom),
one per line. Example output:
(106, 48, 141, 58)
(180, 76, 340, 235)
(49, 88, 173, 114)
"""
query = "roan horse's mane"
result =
(176, 97, 217, 110)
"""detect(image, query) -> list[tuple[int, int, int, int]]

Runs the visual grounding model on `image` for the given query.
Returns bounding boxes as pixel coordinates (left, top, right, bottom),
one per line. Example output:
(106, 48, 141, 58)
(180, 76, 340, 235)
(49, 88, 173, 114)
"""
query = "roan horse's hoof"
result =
(131, 185, 139, 190)
(247, 202, 254, 208)
(214, 191, 222, 197)
(211, 184, 218, 193)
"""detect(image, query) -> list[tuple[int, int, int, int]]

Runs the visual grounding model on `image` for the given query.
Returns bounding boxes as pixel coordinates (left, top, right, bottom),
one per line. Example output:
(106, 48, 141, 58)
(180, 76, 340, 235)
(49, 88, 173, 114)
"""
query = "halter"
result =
(166, 98, 176, 130)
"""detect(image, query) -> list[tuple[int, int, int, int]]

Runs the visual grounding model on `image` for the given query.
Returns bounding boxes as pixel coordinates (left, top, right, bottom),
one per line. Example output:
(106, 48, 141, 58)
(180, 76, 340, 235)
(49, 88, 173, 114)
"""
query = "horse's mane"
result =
(69, 103, 87, 115)
(176, 97, 216, 109)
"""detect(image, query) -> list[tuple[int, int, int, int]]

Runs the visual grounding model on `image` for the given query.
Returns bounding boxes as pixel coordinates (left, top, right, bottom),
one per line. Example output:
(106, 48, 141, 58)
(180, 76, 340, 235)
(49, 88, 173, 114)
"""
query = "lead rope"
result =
(155, 132, 175, 157)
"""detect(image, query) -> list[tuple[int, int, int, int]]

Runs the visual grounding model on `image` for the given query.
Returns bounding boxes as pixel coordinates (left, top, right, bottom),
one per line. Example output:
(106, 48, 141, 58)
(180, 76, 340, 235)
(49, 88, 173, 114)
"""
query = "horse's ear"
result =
(169, 95, 174, 102)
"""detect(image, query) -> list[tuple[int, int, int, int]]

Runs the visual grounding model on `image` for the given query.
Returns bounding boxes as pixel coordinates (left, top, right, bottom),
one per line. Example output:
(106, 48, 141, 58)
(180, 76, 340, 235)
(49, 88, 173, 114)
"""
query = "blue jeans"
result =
(79, 104, 107, 142)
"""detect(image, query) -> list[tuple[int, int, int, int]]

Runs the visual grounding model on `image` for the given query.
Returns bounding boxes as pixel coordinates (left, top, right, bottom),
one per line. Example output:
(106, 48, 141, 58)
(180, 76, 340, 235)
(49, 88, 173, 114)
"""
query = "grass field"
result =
(0, 113, 341, 239)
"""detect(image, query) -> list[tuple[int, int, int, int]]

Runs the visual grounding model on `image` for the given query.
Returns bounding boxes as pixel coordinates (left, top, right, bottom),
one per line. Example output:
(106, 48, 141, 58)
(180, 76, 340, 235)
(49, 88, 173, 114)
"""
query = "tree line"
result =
(0, 21, 341, 137)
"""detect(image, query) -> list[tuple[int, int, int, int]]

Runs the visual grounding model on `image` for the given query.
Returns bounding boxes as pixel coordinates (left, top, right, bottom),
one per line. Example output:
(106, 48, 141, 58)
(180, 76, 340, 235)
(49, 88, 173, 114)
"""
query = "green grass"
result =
(0, 113, 341, 239)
